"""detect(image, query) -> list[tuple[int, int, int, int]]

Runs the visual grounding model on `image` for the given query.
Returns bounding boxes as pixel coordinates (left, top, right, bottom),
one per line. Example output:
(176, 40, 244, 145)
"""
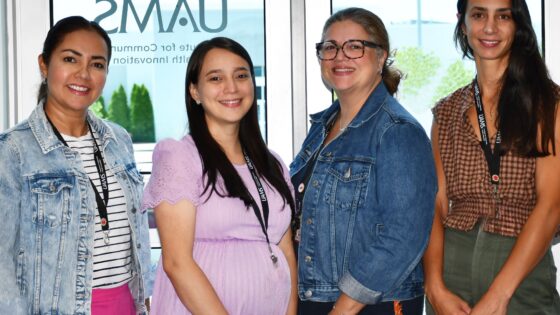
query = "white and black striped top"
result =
(63, 131, 133, 289)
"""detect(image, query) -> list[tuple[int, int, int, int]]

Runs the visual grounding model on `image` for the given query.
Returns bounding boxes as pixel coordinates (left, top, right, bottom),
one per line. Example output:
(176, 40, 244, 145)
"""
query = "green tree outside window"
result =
(91, 96, 108, 119)
(108, 84, 130, 131)
(130, 84, 156, 143)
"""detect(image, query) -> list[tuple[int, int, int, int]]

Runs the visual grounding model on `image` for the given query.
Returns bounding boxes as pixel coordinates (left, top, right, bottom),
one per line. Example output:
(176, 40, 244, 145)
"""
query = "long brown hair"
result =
(455, 0, 558, 156)
(185, 37, 295, 214)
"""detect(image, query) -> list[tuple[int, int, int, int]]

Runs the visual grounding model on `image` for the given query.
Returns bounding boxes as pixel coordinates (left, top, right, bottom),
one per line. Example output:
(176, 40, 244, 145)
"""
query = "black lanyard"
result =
(45, 114, 111, 242)
(242, 149, 278, 266)
(473, 78, 502, 211)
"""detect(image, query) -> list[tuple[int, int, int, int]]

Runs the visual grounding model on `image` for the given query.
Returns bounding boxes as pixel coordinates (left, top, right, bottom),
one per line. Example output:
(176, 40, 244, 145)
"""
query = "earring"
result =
(195, 100, 201, 105)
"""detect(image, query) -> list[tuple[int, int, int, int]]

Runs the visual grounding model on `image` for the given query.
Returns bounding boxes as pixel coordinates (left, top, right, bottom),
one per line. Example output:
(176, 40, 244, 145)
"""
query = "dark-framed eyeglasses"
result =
(315, 39, 381, 61)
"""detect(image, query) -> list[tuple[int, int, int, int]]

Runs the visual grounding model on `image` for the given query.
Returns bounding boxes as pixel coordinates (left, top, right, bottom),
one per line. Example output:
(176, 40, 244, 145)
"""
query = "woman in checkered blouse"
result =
(424, 1, 560, 315)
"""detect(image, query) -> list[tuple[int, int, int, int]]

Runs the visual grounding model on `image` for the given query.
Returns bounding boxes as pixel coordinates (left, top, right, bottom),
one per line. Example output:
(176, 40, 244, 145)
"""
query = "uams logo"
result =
(94, 0, 228, 34)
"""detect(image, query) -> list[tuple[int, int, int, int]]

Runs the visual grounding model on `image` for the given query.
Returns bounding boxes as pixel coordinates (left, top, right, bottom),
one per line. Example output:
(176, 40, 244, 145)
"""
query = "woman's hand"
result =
(327, 293, 364, 315)
(469, 289, 509, 315)
(468, 103, 560, 315)
(424, 121, 470, 315)
(426, 285, 471, 315)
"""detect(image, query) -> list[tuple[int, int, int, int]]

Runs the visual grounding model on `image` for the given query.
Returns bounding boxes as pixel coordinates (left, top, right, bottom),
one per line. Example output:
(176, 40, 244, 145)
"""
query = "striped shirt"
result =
(63, 130, 133, 288)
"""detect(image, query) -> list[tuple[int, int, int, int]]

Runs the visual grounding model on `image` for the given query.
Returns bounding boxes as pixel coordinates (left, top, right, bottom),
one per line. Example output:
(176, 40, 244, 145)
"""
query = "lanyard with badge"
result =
(242, 148, 279, 266)
(473, 78, 502, 217)
(46, 114, 112, 244)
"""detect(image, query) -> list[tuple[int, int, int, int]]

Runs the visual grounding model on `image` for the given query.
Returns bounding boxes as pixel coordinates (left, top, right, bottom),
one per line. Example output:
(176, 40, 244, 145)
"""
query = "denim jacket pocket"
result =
(29, 175, 74, 229)
(28, 174, 74, 308)
(325, 159, 372, 211)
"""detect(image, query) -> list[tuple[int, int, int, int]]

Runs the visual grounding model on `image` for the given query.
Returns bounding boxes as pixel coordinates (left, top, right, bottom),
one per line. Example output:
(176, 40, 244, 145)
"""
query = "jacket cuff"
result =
(339, 272, 383, 304)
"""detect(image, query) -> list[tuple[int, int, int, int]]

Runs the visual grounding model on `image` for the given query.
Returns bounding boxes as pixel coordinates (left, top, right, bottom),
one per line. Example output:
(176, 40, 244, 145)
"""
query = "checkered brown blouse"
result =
(433, 82, 536, 237)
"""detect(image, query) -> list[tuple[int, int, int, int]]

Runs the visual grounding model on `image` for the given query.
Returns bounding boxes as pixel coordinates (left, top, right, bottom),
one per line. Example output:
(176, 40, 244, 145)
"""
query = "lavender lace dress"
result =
(142, 136, 292, 315)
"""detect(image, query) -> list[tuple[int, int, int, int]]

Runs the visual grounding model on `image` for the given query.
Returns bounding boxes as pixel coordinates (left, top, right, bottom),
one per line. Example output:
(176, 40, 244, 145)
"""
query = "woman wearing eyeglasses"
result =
(290, 7, 437, 315)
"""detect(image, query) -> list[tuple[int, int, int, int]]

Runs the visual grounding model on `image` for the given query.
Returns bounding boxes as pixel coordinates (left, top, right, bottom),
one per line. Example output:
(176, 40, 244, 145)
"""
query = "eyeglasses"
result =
(315, 39, 381, 61)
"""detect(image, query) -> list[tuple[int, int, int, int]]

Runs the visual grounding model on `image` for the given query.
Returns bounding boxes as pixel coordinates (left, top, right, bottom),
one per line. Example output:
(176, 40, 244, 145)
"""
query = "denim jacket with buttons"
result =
(0, 104, 152, 314)
(290, 83, 437, 304)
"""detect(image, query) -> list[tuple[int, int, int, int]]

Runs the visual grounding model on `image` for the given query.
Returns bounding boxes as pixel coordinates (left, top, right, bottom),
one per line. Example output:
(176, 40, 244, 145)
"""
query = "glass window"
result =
(331, 0, 542, 132)
(52, 0, 266, 143)
(0, 0, 8, 132)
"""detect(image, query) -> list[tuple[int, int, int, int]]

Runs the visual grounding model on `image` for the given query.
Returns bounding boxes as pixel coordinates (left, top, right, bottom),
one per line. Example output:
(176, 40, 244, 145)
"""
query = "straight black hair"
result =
(455, 0, 558, 156)
(185, 37, 295, 214)
(37, 16, 112, 104)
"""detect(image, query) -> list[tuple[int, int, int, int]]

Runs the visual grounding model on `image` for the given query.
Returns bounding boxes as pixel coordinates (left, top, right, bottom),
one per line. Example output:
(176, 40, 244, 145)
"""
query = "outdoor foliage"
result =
(92, 84, 157, 142)
(108, 84, 130, 130)
(130, 84, 155, 143)
(91, 96, 108, 119)
(432, 60, 474, 103)
(394, 47, 441, 96)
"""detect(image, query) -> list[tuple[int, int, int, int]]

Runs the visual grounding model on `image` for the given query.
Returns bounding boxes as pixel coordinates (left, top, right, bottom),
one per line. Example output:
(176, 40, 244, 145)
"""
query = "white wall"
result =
(265, 0, 294, 162)
(4, 0, 49, 126)
(545, 0, 560, 83)
(0, 0, 7, 131)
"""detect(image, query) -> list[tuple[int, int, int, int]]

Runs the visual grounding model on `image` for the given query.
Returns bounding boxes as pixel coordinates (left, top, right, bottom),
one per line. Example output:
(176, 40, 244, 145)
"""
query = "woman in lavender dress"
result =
(142, 37, 298, 315)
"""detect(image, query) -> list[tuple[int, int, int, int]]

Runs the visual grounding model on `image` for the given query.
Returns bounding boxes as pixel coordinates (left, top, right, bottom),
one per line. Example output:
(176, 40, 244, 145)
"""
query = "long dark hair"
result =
(455, 0, 558, 156)
(38, 16, 112, 104)
(321, 7, 402, 96)
(185, 37, 295, 214)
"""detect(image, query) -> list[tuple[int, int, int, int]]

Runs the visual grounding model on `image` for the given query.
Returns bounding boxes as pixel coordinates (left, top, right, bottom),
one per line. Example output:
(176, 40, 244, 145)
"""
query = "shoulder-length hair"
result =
(455, 0, 558, 156)
(185, 37, 295, 213)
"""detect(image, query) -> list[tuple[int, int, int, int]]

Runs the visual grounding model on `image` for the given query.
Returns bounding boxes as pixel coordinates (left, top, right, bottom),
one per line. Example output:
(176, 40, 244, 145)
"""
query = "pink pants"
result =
(92, 283, 136, 315)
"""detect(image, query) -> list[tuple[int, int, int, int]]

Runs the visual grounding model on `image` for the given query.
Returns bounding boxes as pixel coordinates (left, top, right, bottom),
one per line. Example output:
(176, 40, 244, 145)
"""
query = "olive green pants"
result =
(426, 225, 560, 315)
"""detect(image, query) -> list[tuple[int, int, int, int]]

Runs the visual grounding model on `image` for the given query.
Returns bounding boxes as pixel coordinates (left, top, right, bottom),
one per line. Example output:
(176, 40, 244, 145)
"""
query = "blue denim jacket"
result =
(0, 104, 152, 314)
(290, 83, 436, 304)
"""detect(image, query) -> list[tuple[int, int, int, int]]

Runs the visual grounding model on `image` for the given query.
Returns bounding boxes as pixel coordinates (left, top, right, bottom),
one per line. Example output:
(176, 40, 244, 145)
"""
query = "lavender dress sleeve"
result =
(142, 138, 201, 211)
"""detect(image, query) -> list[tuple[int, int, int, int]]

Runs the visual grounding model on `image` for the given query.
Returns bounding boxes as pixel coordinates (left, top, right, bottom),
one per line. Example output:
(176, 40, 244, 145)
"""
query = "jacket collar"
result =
(310, 82, 390, 129)
(29, 102, 116, 154)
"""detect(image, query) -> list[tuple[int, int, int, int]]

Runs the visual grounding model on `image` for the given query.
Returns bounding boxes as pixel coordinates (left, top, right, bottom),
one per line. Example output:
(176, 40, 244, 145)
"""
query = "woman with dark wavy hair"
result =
(142, 37, 297, 315)
(424, 0, 560, 314)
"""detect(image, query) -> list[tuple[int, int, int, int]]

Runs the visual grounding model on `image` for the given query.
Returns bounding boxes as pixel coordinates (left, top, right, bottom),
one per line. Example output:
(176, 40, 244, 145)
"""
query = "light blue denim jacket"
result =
(0, 104, 152, 314)
(290, 83, 437, 304)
